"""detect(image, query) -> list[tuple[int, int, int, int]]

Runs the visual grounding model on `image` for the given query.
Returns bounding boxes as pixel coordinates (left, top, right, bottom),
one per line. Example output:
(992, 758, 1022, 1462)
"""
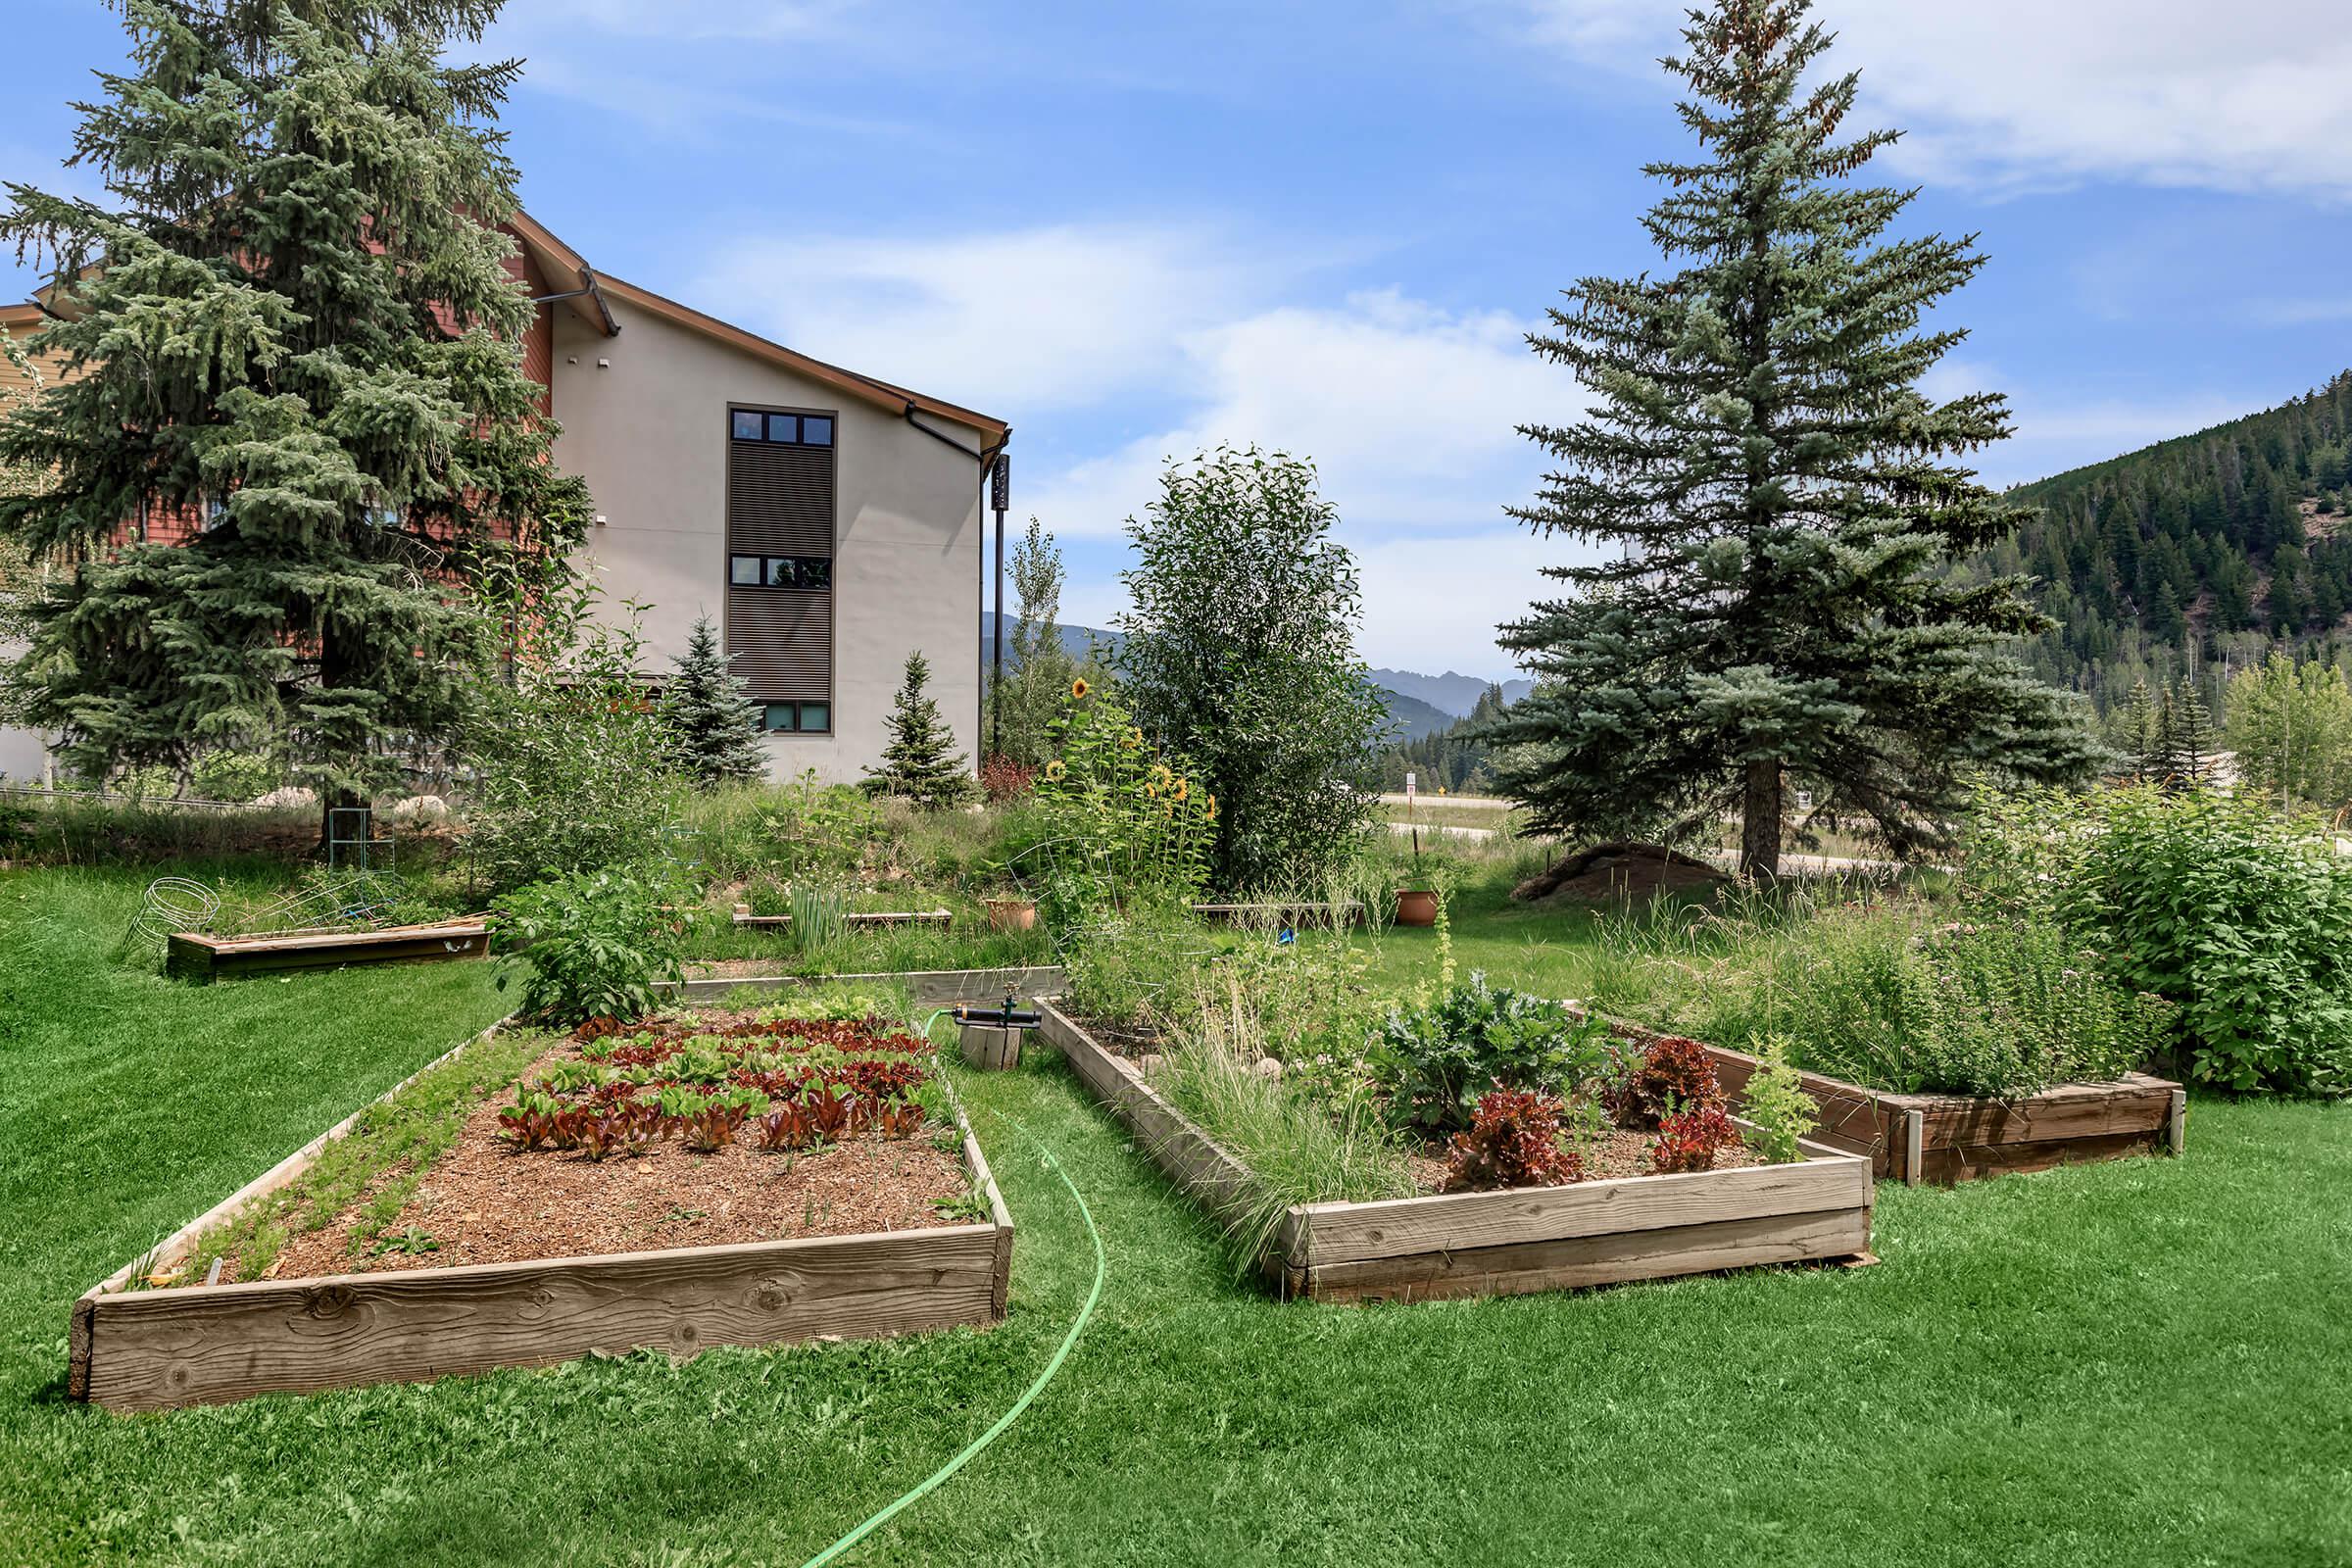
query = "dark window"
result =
(730, 554, 762, 586)
(732, 554, 829, 591)
(202, 493, 229, 531)
(761, 701, 832, 734)
(801, 416, 833, 447)
(765, 413, 800, 443)
(731, 409, 764, 441)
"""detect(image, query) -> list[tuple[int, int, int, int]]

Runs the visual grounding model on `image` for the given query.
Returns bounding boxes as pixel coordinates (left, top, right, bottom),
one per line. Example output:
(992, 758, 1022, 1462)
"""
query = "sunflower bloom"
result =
(1144, 781, 1161, 800)
(1149, 762, 1173, 789)
(1204, 794, 1218, 820)
(1173, 778, 1191, 803)
(1070, 677, 1091, 700)
(1122, 727, 1143, 750)
(1044, 760, 1067, 782)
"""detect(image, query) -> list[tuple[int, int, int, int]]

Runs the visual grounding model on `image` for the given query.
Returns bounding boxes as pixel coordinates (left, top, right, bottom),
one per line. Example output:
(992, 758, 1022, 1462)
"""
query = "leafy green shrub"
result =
(1031, 681, 1214, 924)
(490, 865, 696, 1026)
(1369, 974, 1612, 1134)
(1737, 1034, 1816, 1164)
(2034, 787, 2352, 1095)
(462, 608, 683, 896)
(1690, 907, 2167, 1099)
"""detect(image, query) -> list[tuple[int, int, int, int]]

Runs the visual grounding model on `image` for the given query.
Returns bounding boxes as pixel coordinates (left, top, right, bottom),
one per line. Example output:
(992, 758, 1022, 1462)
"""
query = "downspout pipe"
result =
(903, 404, 1011, 764)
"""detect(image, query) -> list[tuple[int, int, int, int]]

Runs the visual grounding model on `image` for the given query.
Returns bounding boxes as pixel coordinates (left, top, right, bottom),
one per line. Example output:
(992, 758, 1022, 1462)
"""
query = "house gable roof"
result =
(507, 209, 1007, 446)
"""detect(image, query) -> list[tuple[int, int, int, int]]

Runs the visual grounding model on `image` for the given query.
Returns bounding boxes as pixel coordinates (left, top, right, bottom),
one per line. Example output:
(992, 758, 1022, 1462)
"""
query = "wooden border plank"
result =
(731, 905, 953, 931)
(1035, 1001, 1257, 1228)
(79, 1225, 1001, 1411)
(1299, 1205, 1875, 1304)
(672, 965, 1066, 1007)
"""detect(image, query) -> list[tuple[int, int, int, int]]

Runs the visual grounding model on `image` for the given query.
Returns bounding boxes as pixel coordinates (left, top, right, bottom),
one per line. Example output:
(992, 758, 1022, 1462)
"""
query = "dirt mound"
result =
(1511, 842, 1727, 905)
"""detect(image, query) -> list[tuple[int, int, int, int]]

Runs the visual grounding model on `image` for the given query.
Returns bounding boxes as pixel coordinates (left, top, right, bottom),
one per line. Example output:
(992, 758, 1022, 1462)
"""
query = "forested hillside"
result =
(1991, 370, 2352, 712)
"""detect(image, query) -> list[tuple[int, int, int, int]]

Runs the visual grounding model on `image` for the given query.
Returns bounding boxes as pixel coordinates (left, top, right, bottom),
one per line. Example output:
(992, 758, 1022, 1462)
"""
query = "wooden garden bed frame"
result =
(672, 964, 1067, 1007)
(1189, 901, 1368, 929)
(1575, 1009, 2185, 1186)
(730, 904, 953, 932)
(166, 918, 490, 982)
(1036, 1001, 1873, 1304)
(70, 1016, 1014, 1412)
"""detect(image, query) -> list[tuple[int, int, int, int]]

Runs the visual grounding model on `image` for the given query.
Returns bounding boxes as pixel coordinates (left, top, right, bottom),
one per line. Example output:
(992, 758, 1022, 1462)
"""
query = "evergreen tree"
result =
(863, 650, 970, 809)
(2157, 673, 2220, 789)
(0, 0, 590, 831)
(2114, 677, 2162, 782)
(990, 516, 1087, 770)
(661, 615, 764, 788)
(1484, 0, 2094, 876)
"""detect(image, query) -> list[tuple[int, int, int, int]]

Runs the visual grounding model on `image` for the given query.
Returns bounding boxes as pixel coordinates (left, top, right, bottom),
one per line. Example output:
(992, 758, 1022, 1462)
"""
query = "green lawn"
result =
(4, 862, 2348, 1565)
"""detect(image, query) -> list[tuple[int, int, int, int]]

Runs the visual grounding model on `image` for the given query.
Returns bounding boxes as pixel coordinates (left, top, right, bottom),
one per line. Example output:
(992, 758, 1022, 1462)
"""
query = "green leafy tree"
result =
(0, 0, 589, 833)
(661, 615, 765, 788)
(1116, 445, 1389, 892)
(863, 649, 970, 809)
(1483, 0, 2094, 877)
(2224, 652, 2352, 809)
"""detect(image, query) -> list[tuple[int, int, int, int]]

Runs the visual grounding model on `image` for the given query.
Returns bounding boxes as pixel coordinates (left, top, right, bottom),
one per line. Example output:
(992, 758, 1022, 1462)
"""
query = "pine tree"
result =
(991, 516, 1085, 770)
(0, 0, 589, 832)
(662, 615, 764, 788)
(863, 650, 969, 809)
(2115, 677, 2162, 782)
(1483, 0, 2095, 876)
(2157, 674, 2220, 789)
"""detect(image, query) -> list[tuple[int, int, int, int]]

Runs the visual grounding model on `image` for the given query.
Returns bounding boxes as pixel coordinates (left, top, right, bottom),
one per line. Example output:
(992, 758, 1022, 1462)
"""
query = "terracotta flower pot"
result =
(1395, 888, 1438, 927)
(984, 897, 1038, 933)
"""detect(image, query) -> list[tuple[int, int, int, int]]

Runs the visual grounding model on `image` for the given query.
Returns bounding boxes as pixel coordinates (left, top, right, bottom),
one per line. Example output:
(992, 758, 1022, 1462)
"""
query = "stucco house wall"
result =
(547, 294, 987, 783)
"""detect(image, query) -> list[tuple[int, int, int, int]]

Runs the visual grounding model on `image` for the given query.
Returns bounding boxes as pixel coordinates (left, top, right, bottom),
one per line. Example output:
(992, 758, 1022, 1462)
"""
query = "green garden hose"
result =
(797, 1039, 1104, 1567)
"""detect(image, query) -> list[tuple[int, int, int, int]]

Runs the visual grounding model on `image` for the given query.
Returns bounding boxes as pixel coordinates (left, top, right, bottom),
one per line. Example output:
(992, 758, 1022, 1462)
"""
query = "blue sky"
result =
(6, 0, 2349, 678)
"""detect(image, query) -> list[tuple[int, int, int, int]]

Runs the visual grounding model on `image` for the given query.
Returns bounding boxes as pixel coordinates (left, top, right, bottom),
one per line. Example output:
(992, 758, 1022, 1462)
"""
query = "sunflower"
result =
(1148, 762, 1174, 790)
(1069, 677, 1091, 700)
(1044, 760, 1067, 782)
(1204, 793, 1218, 820)
(1172, 778, 1191, 804)
(1144, 780, 1161, 800)
(1121, 727, 1143, 751)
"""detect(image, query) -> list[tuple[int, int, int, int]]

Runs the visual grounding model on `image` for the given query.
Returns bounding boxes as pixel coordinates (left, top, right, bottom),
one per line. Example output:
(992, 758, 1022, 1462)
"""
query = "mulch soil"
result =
(266, 1034, 973, 1280)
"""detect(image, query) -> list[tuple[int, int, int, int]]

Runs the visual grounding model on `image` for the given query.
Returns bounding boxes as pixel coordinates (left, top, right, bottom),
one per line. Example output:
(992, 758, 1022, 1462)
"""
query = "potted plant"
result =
(1396, 791, 1437, 926)
(981, 869, 1039, 931)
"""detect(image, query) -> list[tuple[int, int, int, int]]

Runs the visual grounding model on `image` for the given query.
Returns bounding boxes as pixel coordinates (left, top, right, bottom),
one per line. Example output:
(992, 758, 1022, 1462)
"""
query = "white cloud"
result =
(1504, 0, 2352, 197)
(1026, 288, 1572, 537)
(692, 222, 1291, 413)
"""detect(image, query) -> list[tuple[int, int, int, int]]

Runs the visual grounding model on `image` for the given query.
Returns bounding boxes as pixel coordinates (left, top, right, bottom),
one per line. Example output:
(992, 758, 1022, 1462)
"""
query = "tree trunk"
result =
(1740, 758, 1782, 882)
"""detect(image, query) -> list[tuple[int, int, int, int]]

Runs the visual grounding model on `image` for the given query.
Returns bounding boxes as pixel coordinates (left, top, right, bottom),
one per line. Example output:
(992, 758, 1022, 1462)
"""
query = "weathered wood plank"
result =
(1910, 1074, 2175, 1148)
(80, 1225, 1002, 1411)
(1034, 1001, 1258, 1229)
(673, 966, 1067, 1007)
(1697, 1039, 1897, 1165)
(731, 906, 953, 931)
(169, 921, 490, 982)
(1298, 1206, 1874, 1304)
(1916, 1127, 2169, 1184)
(1293, 1148, 1867, 1267)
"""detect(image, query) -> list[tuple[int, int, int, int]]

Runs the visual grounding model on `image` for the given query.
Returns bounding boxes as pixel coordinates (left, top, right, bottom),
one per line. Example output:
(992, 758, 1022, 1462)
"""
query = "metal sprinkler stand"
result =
(955, 988, 1041, 1071)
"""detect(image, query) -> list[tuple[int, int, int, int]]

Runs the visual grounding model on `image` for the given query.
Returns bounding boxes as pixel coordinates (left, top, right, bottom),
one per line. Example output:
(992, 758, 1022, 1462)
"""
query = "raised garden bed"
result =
(166, 917, 489, 982)
(1036, 1001, 1872, 1303)
(731, 904, 953, 932)
(675, 964, 1067, 1007)
(1576, 1010, 2185, 1185)
(1189, 901, 1367, 929)
(71, 1007, 1012, 1412)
